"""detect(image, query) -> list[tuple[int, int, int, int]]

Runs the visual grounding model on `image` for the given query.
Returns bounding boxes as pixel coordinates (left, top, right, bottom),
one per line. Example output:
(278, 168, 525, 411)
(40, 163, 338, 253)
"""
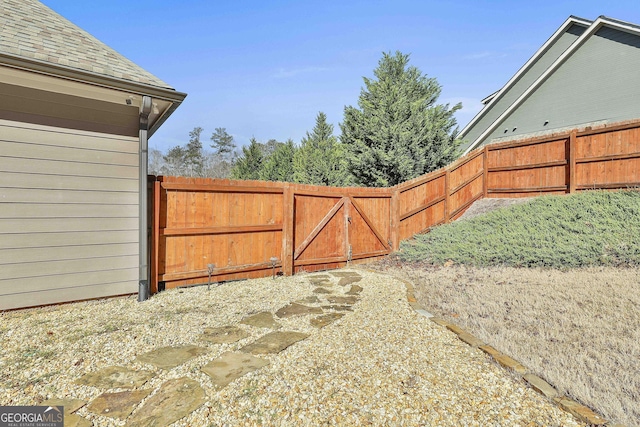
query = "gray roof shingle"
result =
(0, 0, 173, 89)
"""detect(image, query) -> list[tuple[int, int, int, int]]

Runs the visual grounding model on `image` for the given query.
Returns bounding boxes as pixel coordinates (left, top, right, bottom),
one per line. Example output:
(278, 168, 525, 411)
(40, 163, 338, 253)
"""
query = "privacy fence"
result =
(149, 120, 640, 292)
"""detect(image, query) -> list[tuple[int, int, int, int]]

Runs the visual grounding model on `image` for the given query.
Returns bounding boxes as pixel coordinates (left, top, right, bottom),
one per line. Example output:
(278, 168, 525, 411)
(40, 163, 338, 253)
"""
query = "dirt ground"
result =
(455, 197, 532, 221)
(372, 261, 640, 427)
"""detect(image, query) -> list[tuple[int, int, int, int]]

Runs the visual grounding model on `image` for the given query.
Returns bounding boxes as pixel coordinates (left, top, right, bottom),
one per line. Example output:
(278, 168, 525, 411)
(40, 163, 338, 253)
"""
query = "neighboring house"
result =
(460, 15, 640, 154)
(0, 0, 186, 310)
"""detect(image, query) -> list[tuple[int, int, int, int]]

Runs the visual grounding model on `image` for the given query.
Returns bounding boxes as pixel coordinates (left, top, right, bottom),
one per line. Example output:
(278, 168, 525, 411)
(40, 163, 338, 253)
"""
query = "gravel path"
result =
(0, 269, 584, 426)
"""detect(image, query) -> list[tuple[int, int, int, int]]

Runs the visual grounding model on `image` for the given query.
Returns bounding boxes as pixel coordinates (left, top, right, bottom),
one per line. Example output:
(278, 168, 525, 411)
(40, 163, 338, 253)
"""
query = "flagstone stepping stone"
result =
(75, 366, 154, 389)
(41, 398, 85, 414)
(136, 345, 208, 370)
(127, 377, 205, 427)
(201, 351, 269, 388)
(309, 274, 331, 280)
(65, 414, 92, 427)
(330, 271, 362, 278)
(338, 276, 362, 286)
(309, 280, 333, 287)
(240, 331, 309, 354)
(346, 285, 364, 295)
(200, 325, 249, 344)
(322, 305, 353, 312)
(240, 311, 281, 329)
(312, 287, 332, 294)
(87, 389, 151, 419)
(310, 313, 345, 328)
(326, 295, 359, 305)
(40, 399, 89, 427)
(275, 302, 322, 318)
(295, 296, 320, 304)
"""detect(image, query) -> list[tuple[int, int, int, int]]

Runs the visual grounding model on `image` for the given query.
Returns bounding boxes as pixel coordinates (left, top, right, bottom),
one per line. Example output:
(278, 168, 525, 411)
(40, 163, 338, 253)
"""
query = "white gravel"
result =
(0, 269, 585, 426)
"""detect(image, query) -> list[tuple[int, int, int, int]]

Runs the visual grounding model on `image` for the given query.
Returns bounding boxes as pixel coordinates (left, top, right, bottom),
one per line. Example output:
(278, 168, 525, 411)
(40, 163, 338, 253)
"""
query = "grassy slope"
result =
(399, 190, 640, 268)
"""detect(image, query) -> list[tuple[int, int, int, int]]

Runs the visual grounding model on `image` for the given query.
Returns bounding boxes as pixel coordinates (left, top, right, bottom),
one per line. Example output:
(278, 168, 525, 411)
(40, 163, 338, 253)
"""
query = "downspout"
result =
(138, 96, 152, 302)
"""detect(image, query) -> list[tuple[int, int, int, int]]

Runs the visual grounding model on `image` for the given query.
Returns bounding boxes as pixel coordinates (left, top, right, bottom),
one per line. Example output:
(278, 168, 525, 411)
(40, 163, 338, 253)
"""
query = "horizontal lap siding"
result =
(0, 119, 139, 310)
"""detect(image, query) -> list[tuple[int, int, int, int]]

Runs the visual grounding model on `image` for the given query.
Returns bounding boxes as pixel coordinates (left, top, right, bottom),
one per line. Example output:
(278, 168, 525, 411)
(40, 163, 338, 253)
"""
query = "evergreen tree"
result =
(231, 137, 264, 180)
(341, 51, 461, 187)
(260, 139, 280, 158)
(184, 126, 205, 177)
(210, 127, 236, 157)
(294, 112, 350, 186)
(210, 127, 237, 177)
(260, 139, 296, 182)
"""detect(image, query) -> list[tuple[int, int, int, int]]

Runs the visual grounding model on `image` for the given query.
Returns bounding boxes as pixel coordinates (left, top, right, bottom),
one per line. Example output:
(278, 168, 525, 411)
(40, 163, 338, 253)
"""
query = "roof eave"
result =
(462, 16, 640, 155)
(458, 15, 592, 145)
(0, 52, 187, 104)
(149, 100, 182, 138)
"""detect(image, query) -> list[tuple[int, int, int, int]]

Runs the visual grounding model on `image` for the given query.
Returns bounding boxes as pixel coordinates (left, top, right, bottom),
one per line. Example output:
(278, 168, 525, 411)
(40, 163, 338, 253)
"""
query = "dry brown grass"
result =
(377, 264, 640, 427)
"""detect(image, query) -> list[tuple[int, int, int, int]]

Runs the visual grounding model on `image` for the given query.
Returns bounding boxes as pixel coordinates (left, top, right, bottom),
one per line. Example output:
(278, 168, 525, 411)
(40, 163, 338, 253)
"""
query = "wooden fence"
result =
(149, 120, 640, 292)
(149, 178, 393, 291)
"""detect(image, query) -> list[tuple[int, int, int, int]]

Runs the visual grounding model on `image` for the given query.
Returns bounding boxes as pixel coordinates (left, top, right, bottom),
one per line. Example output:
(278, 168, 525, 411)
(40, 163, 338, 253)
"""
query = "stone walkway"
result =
(0, 269, 588, 426)
(44, 271, 365, 426)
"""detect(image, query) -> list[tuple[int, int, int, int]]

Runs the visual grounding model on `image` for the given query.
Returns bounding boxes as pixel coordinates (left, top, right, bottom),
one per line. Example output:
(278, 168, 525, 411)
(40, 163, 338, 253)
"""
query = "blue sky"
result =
(42, 0, 640, 152)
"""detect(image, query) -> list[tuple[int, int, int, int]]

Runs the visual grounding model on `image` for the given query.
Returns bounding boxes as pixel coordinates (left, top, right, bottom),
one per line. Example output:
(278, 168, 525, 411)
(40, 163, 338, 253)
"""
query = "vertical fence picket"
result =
(150, 120, 640, 292)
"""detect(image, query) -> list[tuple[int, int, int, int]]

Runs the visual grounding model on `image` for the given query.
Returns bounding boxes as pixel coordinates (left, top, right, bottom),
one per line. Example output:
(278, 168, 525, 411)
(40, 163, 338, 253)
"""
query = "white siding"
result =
(0, 119, 139, 310)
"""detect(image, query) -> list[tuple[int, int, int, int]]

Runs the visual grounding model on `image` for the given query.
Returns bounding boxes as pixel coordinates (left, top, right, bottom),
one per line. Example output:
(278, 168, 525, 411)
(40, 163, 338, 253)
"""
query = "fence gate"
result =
(292, 193, 391, 273)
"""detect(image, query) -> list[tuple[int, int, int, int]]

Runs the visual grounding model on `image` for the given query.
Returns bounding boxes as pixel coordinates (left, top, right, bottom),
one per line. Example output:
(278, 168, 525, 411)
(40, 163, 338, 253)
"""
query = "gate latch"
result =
(347, 245, 353, 262)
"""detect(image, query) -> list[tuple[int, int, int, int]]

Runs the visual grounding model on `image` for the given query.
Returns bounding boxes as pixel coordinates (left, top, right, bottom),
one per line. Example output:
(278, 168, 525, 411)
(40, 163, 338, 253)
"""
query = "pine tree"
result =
(231, 137, 264, 180)
(260, 139, 296, 182)
(184, 126, 205, 177)
(210, 127, 236, 157)
(210, 127, 237, 177)
(294, 112, 350, 186)
(341, 51, 461, 187)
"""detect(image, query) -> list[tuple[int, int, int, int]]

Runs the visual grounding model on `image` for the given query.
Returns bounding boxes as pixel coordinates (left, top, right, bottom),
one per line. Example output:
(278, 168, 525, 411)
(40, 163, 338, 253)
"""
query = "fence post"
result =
(150, 178, 161, 294)
(568, 130, 577, 193)
(390, 187, 400, 251)
(344, 196, 351, 262)
(483, 146, 489, 199)
(444, 169, 451, 224)
(282, 184, 295, 276)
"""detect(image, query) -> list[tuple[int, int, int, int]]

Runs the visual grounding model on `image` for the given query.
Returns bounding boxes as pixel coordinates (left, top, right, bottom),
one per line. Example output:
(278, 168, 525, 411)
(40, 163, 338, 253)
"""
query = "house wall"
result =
(0, 118, 140, 310)
(460, 23, 588, 151)
(482, 26, 640, 146)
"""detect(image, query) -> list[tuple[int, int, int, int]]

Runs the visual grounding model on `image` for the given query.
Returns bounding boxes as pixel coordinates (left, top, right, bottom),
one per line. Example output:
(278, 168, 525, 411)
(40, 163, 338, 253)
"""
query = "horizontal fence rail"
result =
(150, 119, 640, 292)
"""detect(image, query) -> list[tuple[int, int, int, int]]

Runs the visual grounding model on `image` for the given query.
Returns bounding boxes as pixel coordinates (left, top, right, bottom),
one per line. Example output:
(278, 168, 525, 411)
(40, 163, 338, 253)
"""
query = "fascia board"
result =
(481, 90, 500, 105)
(0, 52, 187, 104)
(462, 16, 635, 155)
(458, 16, 592, 141)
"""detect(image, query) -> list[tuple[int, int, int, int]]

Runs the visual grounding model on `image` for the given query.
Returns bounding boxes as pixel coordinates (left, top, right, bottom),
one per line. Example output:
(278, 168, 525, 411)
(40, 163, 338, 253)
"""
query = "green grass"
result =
(399, 190, 640, 268)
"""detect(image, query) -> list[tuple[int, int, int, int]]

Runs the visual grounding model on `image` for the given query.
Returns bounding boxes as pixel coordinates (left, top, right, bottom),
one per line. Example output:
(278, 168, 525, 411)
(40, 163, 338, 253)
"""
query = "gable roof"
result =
(459, 15, 593, 154)
(0, 0, 172, 90)
(461, 15, 640, 155)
